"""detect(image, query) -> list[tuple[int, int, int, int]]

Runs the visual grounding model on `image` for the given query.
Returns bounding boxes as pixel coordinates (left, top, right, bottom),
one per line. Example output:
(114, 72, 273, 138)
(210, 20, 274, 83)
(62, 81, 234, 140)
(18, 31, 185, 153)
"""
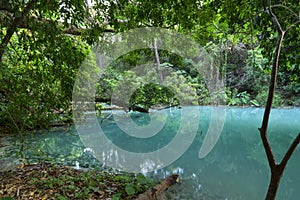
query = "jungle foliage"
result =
(0, 0, 299, 129)
(1, 1, 300, 200)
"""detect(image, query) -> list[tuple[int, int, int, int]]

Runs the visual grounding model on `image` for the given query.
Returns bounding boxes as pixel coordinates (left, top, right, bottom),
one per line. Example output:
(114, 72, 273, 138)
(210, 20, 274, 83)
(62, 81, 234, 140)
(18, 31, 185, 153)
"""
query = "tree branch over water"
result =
(259, 1, 300, 199)
(279, 133, 300, 170)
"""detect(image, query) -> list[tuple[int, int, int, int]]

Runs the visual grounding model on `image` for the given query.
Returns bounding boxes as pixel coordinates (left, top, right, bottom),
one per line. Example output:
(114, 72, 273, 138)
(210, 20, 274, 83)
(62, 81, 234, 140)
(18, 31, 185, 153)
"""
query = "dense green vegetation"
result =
(96, 43, 300, 110)
(0, 0, 299, 199)
(1, 0, 299, 130)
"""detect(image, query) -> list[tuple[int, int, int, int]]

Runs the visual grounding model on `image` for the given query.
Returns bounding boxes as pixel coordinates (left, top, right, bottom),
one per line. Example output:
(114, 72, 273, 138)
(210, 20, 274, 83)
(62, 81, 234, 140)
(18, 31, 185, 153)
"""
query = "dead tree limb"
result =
(136, 174, 179, 200)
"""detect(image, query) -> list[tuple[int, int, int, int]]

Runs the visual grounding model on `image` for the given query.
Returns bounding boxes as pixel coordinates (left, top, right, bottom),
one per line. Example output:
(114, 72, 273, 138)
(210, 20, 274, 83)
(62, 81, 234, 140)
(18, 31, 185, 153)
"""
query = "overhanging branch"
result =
(0, 0, 36, 62)
(271, 4, 300, 20)
(62, 26, 114, 35)
(1, 14, 115, 35)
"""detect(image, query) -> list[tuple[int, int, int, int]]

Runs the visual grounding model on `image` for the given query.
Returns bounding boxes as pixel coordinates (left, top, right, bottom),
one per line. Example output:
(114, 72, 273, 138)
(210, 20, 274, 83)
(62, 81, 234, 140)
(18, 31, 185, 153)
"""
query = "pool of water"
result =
(1, 106, 299, 199)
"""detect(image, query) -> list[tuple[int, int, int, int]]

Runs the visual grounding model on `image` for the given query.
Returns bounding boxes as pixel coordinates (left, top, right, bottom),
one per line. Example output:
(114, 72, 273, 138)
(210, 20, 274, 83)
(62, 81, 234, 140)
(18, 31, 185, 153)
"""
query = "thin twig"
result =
(271, 4, 300, 20)
(268, 0, 283, 32)
(285, 20, 300, 33)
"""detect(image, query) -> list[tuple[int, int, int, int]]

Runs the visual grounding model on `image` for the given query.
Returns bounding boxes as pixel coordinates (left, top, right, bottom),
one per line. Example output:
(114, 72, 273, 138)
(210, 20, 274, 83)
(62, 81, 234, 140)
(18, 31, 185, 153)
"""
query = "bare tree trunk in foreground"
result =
(259, 1, 300, 199)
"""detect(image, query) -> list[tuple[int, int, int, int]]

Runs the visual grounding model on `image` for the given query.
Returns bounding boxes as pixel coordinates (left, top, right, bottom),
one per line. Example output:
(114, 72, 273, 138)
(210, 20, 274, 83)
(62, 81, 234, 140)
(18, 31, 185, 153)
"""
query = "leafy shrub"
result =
(255, 90, 284, 107)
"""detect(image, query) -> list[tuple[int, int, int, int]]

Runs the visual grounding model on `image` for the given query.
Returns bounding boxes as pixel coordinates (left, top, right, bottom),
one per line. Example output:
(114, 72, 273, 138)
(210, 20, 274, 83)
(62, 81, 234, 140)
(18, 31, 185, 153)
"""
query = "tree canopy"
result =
(0, 0, 299, 126)
(1, 0, 300, 199)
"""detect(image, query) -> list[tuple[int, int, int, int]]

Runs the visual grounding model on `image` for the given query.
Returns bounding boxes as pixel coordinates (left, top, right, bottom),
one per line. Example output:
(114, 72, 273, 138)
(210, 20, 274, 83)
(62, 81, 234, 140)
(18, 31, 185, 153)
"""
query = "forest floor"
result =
(0, 162, 157, 200)
(0, 129, 179, 200)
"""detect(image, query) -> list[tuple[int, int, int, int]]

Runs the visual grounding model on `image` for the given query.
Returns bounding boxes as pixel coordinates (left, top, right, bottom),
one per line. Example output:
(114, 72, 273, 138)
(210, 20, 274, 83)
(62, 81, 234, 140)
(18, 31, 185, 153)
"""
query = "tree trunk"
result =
(153, 39, 163, 83)
(265, 170, 281, 200)
(259, 2, 300, 199)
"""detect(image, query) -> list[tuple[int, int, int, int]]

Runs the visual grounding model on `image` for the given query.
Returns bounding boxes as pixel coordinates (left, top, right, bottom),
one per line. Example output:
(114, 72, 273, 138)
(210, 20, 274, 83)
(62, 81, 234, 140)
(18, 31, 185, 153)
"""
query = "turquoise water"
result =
(2, 106, 300, 199)
(165, 107, 300, 200)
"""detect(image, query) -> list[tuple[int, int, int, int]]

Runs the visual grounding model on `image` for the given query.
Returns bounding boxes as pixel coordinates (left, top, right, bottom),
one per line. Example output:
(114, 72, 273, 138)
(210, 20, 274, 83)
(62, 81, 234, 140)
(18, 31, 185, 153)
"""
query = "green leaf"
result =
(136, 174, 151, 185)
(112, 193, 122, 200)
(250, 100, 260, 107)
(125, 184, 136, 195)
(160, 62, 173, 67)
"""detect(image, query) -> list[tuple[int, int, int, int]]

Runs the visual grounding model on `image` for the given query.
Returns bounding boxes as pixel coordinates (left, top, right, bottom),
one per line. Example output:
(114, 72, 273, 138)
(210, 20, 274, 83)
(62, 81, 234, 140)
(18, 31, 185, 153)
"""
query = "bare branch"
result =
(279, 133, 300, 171)
(260, 1, 300, 199)
(62, 26, 114, 35)
(2, 15, 114, 35)
(261, 0, 267, 11)
(259, 32, 285, 170)
(260, 32, 285, 131)
(267, 0, 283, 33)
(285, 19, 300, 33)
(271, 4, 300, 20)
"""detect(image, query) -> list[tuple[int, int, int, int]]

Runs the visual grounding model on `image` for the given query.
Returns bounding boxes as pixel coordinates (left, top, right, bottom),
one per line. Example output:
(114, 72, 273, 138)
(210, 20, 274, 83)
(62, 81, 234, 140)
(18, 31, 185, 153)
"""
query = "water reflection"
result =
(1, 106, 299, 199)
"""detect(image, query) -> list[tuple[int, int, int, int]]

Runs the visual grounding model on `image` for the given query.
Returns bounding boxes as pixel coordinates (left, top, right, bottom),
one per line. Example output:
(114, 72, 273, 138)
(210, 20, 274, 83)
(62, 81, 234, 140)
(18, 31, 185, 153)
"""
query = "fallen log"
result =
(136, 174, 179, 200)
(151, 104, 180, 110)
(129, 104, 149, 113)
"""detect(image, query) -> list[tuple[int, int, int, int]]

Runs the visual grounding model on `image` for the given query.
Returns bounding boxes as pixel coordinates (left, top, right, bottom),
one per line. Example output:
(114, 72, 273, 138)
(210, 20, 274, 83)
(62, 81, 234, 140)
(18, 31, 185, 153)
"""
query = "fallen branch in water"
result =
(136, 174, 179, 200)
